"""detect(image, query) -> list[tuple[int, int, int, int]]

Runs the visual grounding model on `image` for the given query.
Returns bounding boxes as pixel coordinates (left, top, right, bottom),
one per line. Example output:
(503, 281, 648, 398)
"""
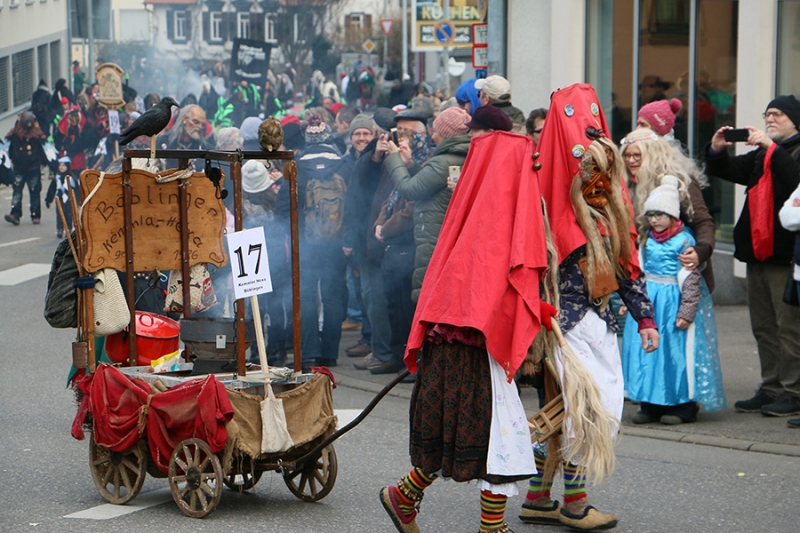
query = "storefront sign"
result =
(412, 0, 488, 51)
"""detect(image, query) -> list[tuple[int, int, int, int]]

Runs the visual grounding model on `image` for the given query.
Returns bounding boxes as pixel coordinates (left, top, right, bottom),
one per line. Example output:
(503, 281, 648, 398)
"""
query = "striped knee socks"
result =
(525, 453, 554, 503)
(396, 467, 436, 516)
(480, 490, 507, 532)
(562, 462, 587, 504)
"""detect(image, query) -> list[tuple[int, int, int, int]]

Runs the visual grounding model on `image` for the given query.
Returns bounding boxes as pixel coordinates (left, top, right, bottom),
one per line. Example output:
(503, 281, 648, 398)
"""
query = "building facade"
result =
(0, 0, 69, 136)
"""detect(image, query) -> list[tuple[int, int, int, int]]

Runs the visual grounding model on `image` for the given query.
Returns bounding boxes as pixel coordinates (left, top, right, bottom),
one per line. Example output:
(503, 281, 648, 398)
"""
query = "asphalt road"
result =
(1, 191, 799, 533)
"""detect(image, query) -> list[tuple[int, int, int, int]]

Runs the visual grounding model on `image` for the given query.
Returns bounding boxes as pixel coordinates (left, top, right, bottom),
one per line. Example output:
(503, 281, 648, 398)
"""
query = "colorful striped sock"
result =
(525, 452, 553, 503)
(562, 462, 587, 504)
(396, 468, 436, 515)
(479, 490, 507, 532)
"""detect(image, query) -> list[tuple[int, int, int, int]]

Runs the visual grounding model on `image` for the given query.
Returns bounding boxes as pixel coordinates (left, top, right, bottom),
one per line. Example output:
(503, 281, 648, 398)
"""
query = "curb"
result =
(333, 370, 800, 458)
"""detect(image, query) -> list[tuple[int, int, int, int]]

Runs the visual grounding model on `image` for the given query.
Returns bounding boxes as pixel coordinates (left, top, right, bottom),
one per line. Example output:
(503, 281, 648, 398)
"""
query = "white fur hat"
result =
(241, 160, 270, 194)
(644, 175, 681, 219)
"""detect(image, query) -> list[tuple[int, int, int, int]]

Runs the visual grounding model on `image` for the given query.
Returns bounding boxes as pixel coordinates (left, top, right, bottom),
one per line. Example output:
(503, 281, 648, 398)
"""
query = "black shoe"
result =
(4, 213, 19, 226)
(760, 393, 800, 417)
(368, 359, 406, 375)
(632, 411, 658, 424)
(734, 389, 776, 413)
(317, 358, 337, 367)
(788, 417, 800, 428)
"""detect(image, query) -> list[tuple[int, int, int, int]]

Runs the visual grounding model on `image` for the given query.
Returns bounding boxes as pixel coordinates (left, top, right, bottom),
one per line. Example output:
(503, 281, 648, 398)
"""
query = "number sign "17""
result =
(226, 227, 273, 299)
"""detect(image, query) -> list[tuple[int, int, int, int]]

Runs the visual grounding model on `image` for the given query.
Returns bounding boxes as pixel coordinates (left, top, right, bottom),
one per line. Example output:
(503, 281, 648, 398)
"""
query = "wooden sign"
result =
(79, 169, 228, 273)
(95, 62, 126, 110)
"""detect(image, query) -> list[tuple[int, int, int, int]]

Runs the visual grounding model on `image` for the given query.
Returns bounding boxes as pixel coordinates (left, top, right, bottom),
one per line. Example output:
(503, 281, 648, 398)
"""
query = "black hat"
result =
(766, 95, 800, 130)
(464, 105, 513, 132)
(394, 109, 430, 125)
(282, 122, 305, 151)
(372, 107, 397, 131)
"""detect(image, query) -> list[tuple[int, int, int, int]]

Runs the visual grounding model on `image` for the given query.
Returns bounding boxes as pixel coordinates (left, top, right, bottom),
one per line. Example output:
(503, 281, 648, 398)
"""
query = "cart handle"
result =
(284, 368, 411, 472)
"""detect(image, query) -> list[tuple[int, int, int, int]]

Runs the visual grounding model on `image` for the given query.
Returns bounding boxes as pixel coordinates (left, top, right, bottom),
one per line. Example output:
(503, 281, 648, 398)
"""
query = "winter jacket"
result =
(705, 134, 800, 264)
(383, 134, 471, 300)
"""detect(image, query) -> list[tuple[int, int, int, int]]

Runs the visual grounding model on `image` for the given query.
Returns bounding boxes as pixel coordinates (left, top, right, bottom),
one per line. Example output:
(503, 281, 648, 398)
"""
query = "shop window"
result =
(777, 0, 800, 96)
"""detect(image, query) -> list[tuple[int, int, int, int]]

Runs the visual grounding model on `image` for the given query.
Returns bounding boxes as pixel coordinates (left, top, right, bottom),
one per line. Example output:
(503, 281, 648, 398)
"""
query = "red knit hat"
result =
(637, 98, 682, 136)
(433, 106, 470, 138)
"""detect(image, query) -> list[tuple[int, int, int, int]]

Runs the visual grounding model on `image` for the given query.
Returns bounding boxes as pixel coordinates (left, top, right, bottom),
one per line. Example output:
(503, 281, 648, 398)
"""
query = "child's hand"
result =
(675, 318, 691, 329)
(46, 202, 51, 209)
(618, 304, 627, 316)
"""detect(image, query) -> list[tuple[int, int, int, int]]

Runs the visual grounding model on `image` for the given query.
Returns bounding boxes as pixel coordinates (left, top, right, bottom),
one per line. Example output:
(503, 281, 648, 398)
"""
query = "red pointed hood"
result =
(404, 132, 548, 381)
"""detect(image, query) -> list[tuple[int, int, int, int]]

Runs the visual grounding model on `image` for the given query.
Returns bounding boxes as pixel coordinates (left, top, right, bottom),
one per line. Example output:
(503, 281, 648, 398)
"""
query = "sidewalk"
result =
(329, 305, 800, 457)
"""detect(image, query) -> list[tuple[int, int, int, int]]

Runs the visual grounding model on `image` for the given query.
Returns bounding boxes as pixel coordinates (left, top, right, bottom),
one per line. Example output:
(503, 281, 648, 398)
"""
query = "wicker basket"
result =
(528, 395, 565, 444)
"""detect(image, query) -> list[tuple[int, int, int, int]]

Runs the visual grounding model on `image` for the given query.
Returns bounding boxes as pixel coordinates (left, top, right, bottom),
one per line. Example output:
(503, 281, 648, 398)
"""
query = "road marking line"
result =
(0, 263, 51, 285)
(64, 488, 172, 520)
(335, 408, 362, 429)
(0, 237, 40, 248)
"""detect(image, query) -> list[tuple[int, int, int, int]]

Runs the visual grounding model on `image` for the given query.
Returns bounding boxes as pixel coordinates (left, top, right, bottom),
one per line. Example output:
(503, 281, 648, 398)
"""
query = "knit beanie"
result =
(349, 114, 374, 136)
(638, 98, 682, 136)
(240, 116, 261, 142)
(644, 175, 681, 220)
(282, 122, 305, 151)
(766, 95, 800, 130)
(304, 114, 333, 145)
(433, 106, 470, 138)
(241, 160, 270, 194)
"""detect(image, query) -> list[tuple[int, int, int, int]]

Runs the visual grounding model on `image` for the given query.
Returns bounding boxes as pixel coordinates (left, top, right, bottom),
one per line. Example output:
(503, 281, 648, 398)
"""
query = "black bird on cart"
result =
(119, 96, 179, 156)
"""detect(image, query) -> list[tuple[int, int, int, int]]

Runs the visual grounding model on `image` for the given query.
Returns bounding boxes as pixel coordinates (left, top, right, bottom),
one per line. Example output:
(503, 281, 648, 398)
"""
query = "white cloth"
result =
(485, 352, 536, 496)
(556, 309, 624, 440)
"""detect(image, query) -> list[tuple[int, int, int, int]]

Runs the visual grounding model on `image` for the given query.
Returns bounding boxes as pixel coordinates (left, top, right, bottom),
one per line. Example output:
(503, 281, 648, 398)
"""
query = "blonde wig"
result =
(620, 127, 708, 236)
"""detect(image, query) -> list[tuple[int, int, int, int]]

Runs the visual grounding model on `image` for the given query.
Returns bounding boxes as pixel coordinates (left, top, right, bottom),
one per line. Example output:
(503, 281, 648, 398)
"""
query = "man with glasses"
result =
(705, 95, 800, 419)
(526, 108, 547, 147)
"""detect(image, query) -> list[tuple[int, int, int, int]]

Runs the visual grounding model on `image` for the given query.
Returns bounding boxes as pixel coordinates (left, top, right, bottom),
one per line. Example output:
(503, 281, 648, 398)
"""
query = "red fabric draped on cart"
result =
(72, 364, 234, 473)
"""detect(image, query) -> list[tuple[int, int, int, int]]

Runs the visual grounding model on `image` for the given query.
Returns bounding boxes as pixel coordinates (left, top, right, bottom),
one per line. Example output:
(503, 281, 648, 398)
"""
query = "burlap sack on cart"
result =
(225, 373, 337, 462)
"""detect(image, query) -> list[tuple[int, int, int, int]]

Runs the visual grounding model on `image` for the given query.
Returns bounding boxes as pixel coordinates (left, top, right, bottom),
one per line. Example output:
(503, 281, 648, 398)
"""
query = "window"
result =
(12, 49, 33, 107)
(175, 10, 186, 40)
(37, 44, 48, 87)
(777, 0, 800, 96)
(50, 41, 60, 86)
(0, 57, 8, 114)
(211, 12, 223, 41)
(266, 14, 276, 42)
(237, 12, 249, 39)
(10, 0, 19, 7)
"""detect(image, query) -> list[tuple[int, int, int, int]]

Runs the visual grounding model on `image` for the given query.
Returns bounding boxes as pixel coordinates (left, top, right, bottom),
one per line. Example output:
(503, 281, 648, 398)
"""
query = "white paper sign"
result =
(226, 227, 272, 299)
(108, 110, 120, 134)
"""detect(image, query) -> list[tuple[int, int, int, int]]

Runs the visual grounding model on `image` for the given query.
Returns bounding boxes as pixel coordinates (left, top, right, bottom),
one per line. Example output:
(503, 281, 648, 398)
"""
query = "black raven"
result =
(119, 96, 179, 145)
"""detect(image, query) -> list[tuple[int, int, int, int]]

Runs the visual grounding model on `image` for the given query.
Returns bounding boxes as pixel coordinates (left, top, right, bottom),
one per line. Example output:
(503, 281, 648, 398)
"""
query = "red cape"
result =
(536, 83, 640, 275)
(405, 132, 548, 381)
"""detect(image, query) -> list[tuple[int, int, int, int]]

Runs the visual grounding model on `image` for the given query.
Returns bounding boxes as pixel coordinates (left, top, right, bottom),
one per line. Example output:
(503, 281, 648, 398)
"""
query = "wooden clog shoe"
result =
(519, 500, 562, 525)
(559, 505, 618, 531)
(379, 486, 421, 533)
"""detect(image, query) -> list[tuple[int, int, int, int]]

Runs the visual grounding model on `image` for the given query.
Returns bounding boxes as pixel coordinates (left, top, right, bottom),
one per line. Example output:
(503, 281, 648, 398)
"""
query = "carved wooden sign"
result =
(79, 169, 228, 273)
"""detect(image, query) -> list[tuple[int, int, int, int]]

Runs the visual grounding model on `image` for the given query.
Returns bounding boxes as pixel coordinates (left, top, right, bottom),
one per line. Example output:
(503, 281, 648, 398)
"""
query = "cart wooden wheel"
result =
(89, 434, 147, 505)
(167, 438, 223, 518)
(223, 469, 263, 492)
(283, 445, 338, 502)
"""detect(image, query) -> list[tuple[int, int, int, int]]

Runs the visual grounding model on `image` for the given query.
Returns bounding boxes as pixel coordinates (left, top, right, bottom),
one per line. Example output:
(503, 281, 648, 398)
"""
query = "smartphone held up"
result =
(723, 128, 750, 142)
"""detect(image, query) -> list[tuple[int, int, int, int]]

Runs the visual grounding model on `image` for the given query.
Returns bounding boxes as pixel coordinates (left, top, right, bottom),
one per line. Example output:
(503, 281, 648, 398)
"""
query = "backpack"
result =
(304, 172, 346, 242)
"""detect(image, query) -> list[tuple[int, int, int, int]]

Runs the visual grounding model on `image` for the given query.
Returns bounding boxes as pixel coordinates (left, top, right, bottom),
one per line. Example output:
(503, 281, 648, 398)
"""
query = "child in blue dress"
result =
(622, 175, 726, 424)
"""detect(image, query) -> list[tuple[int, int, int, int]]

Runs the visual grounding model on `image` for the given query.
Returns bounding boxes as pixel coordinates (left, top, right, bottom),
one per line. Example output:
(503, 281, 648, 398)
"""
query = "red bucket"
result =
(105, 311, 180, 366)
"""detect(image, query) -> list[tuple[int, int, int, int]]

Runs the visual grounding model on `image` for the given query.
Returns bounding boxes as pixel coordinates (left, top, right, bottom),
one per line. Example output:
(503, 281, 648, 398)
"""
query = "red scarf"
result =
(749, 143, 777, 261)
(650, 219, 683, 243)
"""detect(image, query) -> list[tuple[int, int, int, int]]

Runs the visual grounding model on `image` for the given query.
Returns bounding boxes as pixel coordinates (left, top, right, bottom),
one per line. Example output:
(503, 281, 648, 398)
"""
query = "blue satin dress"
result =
(622, 228, 726, 412)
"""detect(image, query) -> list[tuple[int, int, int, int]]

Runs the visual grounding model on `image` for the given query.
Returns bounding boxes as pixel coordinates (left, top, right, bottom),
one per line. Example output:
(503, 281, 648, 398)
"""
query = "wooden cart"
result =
(72, 148, 342, 517)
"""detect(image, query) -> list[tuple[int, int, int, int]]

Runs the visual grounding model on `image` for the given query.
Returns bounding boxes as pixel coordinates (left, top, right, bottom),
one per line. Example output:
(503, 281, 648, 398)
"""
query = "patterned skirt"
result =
(409, 340, 531, 485)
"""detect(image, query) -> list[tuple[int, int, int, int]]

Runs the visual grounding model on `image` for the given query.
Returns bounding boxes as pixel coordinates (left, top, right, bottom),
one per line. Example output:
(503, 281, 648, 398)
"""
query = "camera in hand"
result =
(390, 128, 399, 146)
(723, 128, 750, 142)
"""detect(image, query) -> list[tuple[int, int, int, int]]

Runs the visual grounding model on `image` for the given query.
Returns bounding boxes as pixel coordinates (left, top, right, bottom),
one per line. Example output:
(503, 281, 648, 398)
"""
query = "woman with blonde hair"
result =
(620, 127, 716, 292)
